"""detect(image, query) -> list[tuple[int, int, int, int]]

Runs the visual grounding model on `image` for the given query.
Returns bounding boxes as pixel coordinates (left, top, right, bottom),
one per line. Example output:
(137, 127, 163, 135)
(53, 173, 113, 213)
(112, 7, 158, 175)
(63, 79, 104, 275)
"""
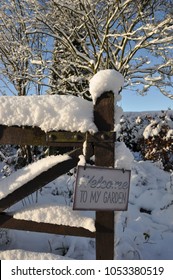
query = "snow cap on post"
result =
(89, 69, 124, 104)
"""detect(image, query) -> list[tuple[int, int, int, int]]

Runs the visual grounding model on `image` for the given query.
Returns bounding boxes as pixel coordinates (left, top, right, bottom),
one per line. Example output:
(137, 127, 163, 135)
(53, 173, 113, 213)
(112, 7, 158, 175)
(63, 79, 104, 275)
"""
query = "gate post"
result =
(94, 91, 115, 260)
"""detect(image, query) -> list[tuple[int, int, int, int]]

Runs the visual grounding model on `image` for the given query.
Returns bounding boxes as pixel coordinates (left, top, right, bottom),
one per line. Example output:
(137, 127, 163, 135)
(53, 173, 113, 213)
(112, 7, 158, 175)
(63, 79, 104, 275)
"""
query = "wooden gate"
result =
(0, 92, 115, 260)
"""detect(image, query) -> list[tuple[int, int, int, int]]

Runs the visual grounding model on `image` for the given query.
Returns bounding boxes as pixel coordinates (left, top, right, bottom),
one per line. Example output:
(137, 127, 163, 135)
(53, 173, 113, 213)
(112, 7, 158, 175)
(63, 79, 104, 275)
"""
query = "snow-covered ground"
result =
(116, 157, 173, 260)
(0, 143, 173, 260)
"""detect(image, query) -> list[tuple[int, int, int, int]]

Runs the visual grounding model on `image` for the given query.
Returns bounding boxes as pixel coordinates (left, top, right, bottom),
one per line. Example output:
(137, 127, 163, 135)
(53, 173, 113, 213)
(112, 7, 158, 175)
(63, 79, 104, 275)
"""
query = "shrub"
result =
(118, 110, 173, 171)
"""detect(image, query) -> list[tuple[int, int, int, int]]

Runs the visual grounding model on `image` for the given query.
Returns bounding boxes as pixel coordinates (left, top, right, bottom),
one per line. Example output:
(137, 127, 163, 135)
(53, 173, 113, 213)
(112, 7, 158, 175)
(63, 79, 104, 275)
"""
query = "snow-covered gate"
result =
(0, 92, 115, 260)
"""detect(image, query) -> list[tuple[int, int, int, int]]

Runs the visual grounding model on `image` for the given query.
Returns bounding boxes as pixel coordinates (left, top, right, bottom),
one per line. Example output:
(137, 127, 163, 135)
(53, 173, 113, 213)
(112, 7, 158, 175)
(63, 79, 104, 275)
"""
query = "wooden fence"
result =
(0, 91, 115, 260)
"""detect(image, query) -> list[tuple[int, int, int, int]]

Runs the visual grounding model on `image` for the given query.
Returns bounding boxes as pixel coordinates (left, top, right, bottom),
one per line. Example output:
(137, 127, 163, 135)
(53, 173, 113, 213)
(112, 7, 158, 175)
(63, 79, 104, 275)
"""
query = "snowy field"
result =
(0, 70, 173, 260)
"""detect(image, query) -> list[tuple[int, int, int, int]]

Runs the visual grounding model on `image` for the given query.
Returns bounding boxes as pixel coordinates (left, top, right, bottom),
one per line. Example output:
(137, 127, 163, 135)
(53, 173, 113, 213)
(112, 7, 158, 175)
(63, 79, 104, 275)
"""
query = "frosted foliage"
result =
(0, 95, 97, 133)
(143, 115, 173, 139)
(119, 110, 173, 171)
(120, 110, 173, 141)
(89, 69, 124, 104)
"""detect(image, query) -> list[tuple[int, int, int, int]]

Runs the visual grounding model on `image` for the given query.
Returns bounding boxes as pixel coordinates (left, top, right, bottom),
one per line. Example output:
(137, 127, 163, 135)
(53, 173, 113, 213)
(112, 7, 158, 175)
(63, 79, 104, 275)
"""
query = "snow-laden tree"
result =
(0, 0, 173, 99)
(31, 0, 173, 99)
(0, 0, 50, 96)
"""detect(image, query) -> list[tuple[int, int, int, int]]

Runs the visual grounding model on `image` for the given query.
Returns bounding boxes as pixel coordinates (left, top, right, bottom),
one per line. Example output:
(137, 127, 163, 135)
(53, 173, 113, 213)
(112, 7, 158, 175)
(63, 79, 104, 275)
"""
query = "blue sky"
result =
(119, 89, 173, 112)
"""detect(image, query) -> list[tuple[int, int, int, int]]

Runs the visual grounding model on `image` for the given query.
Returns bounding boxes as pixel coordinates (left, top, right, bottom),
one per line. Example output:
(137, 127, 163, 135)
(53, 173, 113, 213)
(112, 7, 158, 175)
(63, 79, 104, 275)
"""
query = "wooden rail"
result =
(0, 125, 115, 146)
(0, 213, 95, 238)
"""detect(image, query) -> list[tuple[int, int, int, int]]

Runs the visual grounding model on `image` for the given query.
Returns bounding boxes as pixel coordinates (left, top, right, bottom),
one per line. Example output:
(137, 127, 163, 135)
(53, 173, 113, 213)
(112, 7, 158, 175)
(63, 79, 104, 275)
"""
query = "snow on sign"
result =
(73, 166, 131, 211)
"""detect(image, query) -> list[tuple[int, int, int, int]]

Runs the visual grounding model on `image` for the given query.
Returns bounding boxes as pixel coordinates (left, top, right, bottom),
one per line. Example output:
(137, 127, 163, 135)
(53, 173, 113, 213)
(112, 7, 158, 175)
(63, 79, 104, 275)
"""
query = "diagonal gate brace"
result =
(0, 148, 81, 213)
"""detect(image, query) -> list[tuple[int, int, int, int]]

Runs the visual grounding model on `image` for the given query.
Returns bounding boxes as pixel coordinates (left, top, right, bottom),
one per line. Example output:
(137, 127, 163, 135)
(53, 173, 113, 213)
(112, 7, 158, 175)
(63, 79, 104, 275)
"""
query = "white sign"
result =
(73, 165, 131, 211)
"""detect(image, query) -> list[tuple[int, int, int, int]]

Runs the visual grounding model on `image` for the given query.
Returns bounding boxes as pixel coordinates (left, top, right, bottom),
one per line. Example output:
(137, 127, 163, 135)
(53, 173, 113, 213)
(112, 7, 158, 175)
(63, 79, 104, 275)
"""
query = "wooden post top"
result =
(94, 91, 114, 131)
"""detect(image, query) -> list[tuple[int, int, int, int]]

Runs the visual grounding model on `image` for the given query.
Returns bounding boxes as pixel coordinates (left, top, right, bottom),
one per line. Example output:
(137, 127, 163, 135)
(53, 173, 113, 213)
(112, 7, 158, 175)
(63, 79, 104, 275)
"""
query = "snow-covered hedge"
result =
(118, 110, 173, 171)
